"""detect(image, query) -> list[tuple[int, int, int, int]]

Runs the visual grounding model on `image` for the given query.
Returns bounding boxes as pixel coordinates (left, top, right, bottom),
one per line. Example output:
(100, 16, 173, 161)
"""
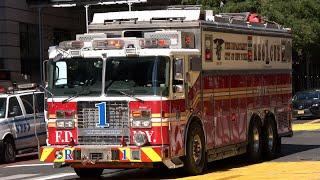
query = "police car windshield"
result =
(0, 98, 6, 118)
(48, 58, 103, 96)
(105, 56, 170, 96)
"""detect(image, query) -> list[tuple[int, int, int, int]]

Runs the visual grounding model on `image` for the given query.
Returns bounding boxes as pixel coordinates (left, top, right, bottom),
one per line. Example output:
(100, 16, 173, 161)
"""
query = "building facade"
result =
(0, 0, 85, 84)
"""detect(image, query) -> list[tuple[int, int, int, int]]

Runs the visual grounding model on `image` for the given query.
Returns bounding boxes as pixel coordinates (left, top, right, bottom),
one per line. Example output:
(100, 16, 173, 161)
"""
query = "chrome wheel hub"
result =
(6, 143, 14, 159)
(268, 125, 274, 150)
(192, 135, 202, 164)
(253, 127, 260, 153)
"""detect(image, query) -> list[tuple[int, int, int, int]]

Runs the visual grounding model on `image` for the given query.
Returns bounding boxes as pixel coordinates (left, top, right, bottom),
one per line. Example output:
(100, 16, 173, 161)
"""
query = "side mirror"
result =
(173, 85, 184, 93)
(174, 58, 183, 81)
(42, 60, 49, 83)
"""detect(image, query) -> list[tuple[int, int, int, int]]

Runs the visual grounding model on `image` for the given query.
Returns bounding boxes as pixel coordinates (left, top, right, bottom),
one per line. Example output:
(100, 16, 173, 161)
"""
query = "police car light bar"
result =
(59, 40, 84, 50)
(0, 86, 6, 94)
(17, 83, 37, 90)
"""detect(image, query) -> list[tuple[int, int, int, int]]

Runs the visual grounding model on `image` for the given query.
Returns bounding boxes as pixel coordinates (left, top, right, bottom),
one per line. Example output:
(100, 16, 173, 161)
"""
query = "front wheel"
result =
(74, 168, 104, 178)
(183, 122, 206, 175)
(1, 137, 16, 163)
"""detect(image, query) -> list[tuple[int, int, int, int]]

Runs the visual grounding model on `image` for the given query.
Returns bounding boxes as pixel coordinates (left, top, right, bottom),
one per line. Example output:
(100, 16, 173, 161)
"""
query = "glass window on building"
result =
(19, 23, 39, 80)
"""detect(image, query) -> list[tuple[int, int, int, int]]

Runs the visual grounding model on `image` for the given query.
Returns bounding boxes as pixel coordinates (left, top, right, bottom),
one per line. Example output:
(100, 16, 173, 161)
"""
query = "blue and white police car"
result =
(0, 83, 46, 163)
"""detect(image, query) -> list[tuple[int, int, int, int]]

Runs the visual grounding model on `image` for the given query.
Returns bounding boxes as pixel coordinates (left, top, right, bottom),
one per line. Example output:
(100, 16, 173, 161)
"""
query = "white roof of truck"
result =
(91, 10, 201, 24)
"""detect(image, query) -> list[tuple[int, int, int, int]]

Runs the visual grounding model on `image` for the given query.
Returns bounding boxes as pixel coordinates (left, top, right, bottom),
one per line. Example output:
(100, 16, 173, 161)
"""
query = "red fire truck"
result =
(40, 8, 293, 177)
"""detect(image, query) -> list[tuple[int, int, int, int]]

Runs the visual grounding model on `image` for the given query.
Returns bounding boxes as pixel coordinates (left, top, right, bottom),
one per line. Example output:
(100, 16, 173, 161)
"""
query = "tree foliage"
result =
(181, 0, 320, 61)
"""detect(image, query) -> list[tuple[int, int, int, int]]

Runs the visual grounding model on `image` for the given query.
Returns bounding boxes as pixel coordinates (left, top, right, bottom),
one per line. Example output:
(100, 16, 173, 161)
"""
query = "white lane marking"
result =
(1, 174, 38, 180)
(25, 173, 77, 180)
(4, 163, 53, 168)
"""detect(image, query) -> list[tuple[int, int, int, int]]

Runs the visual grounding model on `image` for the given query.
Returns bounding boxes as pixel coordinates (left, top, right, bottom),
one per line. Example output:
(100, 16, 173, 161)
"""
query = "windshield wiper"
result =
(62, 88, 92, 103)
(107, 89, 144, 102)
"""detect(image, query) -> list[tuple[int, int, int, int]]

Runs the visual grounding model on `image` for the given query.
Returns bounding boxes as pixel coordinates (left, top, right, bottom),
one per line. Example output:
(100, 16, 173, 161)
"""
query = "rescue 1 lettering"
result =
(55, 131, 73, 143)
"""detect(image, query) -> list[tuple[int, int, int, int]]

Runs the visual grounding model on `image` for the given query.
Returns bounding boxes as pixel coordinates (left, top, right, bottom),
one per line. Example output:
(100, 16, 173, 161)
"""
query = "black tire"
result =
(247, 118, 263, 162)
(1, 137, 16, 163)
(74, 168, 104, 178)
(183, 122, 206, 175)
(276, 137, 282, 154)
(263, 118, 280, 159)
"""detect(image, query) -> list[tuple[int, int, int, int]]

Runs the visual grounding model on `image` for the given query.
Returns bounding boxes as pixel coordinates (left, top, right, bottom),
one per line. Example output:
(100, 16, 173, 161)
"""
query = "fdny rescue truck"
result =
(40, 8, 293, 177)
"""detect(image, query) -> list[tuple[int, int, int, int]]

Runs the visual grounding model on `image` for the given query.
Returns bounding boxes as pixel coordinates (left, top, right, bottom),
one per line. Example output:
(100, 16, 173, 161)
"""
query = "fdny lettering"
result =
(55, 131, 73, 143)
(65, 149, 73, 160)
(133, 130, 155, 143)
(95, 102, 109, 128)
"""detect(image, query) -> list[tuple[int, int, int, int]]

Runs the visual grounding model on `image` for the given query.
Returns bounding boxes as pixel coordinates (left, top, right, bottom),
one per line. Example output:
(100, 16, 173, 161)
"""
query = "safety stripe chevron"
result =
(40, 147, 54, 162)
(40, 146, 163, 163)
(141, 147, 162, 162)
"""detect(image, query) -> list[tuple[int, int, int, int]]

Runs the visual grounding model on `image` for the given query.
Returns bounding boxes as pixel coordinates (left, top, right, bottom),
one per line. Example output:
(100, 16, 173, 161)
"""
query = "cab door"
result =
(7, 96, 28, 150)
(169, 55, 186, 157)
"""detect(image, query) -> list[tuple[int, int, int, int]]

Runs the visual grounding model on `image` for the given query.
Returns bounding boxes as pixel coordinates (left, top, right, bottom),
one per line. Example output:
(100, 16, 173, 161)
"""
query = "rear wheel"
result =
(74, 168, 104, 178)
(263, 119, 280, 159)
(247, 118, 262, 162)
(183, 122, 206, 175)
(1, 137, 16, 163)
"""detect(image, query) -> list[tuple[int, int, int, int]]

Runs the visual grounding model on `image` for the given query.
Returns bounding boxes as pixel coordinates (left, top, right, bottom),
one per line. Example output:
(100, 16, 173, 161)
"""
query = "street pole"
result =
(85, 5, 89, 33)
(38, 7, 43, 83)
(128, 3, 132, 11)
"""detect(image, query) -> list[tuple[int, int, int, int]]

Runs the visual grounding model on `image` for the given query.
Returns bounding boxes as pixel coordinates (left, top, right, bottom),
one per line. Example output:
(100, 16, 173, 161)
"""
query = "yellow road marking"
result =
(181, 161, 320, 180)
(292, 123, 320, 131)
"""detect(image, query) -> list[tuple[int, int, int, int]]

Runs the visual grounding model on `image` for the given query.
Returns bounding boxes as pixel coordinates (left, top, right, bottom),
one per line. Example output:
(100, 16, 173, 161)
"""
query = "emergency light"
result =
(92, 39, 124, 50)
(142, 38, 170, 48)
(0, 86, 5, 94)
(59, 40, 84, 50)
(17, 83, 37, 90)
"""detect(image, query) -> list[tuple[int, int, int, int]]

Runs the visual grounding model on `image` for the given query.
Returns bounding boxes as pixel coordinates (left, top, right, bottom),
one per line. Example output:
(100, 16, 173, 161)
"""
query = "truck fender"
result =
(183, 115, 206, 155)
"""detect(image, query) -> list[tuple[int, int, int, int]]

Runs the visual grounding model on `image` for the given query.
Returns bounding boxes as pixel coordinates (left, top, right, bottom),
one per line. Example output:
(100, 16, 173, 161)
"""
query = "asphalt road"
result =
(1, 119, 320, 180)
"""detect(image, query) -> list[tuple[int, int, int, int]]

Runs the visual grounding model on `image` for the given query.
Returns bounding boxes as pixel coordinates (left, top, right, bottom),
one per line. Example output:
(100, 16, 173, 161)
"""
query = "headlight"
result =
(133, 132, 148, 146)
(132, 120, 142, 127)
(56, 121, 65, 128)
(131, 109, 152, 128)
(132, 119, 151, 128)
(64, 120, 74, 128)
(312, 103, 319, 107)
(142, 120, 151, 127)
(56, 110, 76, 119)
(56, 120, 74, 129)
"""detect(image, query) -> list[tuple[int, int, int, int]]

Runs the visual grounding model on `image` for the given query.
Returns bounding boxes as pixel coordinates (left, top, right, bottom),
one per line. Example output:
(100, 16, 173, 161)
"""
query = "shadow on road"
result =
(86, 143, 320, 179)
(279, 144, 320, 158)
(0, 154, 38, 165)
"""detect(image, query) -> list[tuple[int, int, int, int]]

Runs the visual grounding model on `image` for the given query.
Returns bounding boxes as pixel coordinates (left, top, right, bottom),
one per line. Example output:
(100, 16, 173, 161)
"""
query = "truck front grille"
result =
(77, 101, 130, 145)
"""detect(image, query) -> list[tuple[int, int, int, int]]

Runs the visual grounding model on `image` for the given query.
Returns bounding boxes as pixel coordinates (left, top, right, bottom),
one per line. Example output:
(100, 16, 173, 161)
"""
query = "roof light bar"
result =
(143, 38, 171, 48)
(59, 40, 84, 50)
(92, 39, 124, 50)
(17, 83, 37, 90)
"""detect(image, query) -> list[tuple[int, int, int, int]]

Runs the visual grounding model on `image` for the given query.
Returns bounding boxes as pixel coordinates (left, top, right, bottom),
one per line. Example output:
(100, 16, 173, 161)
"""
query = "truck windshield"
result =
(0, 98, 6, 118)
(48, 58, 103, 96)
(105, 56, 170, 96)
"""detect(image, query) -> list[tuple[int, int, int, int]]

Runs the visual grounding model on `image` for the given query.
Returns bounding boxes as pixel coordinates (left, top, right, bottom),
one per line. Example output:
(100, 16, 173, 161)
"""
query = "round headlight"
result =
(142, 120, 151, 128)
(133, 132, 147, 146)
